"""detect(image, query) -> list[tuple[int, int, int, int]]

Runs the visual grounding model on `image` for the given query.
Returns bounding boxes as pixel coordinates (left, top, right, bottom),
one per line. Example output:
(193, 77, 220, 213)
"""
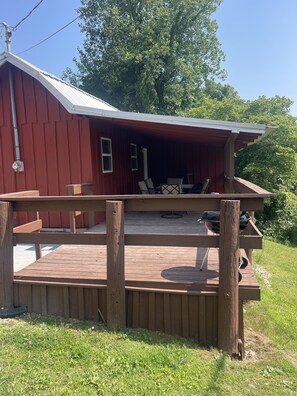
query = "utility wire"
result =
(17, 16, 80, 55)
(12, 0, 45, 31)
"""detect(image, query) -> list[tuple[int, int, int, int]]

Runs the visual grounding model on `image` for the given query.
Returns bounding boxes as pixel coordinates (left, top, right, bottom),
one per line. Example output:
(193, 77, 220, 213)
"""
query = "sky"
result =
(1, 0, 297, 115)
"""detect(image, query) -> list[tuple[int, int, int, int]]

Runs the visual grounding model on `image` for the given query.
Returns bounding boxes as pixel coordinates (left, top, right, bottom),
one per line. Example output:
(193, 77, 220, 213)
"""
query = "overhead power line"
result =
(12, 0, 45, 31)
(17, 16, 80, 55)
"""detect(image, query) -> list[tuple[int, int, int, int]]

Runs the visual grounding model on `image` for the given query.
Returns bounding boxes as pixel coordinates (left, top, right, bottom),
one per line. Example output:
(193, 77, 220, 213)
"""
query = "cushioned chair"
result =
(161, 184, 182, 218)
(200, 179, 210, 194)
(145, 178, 161, 194)
(138, 180, 149, 194)
(161, 184, 182, 194)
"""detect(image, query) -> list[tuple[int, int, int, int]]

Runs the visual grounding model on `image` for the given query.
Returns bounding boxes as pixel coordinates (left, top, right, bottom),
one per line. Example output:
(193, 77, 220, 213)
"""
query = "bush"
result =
(256, 192, 297, 245)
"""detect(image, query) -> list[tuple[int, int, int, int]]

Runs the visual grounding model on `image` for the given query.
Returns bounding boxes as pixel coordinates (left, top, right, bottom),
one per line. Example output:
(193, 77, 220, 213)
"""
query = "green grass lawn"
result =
(0, 239, 296, 395)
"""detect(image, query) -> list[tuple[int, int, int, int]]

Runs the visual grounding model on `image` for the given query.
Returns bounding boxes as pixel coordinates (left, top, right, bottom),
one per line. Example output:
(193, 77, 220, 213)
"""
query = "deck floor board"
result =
(14, 212, 260, 299)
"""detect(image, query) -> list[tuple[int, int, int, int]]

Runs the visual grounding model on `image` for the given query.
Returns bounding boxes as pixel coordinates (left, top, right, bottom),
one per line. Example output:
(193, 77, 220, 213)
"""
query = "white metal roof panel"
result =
(0, 51, 117, 113)
(0, 51, 269, 139)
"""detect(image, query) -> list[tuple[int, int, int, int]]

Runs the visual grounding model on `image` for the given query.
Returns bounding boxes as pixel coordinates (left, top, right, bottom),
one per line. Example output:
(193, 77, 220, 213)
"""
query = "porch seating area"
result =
(138, 178, 210, 195)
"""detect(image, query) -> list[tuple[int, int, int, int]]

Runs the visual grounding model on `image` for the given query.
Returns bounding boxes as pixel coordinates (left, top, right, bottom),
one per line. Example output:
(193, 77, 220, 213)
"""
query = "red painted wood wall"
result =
(0, 64, 93, 227)
(147, 138, 225, 193)
(0, 62, 225, 229)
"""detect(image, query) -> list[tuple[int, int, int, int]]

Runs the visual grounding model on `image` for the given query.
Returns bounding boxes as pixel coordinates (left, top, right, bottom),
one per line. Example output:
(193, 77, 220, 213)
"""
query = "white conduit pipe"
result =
(9, 66, 21, 161)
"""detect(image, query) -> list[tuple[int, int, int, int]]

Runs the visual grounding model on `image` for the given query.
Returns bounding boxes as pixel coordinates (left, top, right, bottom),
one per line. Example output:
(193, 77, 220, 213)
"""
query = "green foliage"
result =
(258, 192, 297, 244)
(188, 94, 297, 244)
(66, 0, 225, 114)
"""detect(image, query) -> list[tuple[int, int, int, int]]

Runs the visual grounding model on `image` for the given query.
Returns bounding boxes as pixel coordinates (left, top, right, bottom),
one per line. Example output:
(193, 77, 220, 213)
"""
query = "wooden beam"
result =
(14, 232, 106, 245)
(0, 194, 269, 213)
(67, 183, 94, 233)
(66, 183, 93, 195)
(218, 200, 240, 357)
(0, 190, 40, 197)
(224, 132, 238, 193)
(13, 219, 42, 233)
(106, 201, 125, 328)
(0, 202, 14, 309)
(31, 210, 42, 260)
(124, 197, 265, 212)
(125, 234, 219, 247)
(234, 177, 274, 195)
(13, 232, 262, 249)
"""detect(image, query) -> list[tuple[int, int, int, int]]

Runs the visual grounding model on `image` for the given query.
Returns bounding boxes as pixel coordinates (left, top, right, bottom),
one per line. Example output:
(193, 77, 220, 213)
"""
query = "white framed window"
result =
(101, 137, 113, 173)
(130, 143, 138, 171)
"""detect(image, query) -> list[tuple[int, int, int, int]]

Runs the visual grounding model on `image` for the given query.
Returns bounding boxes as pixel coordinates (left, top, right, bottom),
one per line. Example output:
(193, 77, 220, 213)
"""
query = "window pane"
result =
(102, 139, 111, 154)
(130, 144, 137, 156)
(103, 156, 112, 172)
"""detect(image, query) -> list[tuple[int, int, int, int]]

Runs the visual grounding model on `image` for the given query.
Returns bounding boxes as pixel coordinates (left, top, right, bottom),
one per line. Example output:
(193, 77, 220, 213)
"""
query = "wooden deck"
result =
(12, 212, 260, 346)
(0, 190, 271, 356)
(14, 212, 259, 299)
(14, 244, 259, 299)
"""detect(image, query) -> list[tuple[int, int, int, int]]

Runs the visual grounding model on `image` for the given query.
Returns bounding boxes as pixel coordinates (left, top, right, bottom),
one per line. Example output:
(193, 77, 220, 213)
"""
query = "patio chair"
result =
(145, 178, 161, 194)
(161, 184, 182, 194)
(200, 178, 210, 194)
(161, 184, 182, 218)
(138, 180, 149, 194)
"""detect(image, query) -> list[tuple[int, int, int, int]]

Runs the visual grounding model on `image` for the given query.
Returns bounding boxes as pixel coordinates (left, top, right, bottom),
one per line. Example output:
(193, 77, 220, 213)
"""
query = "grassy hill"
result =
(0, 239, 296, 395)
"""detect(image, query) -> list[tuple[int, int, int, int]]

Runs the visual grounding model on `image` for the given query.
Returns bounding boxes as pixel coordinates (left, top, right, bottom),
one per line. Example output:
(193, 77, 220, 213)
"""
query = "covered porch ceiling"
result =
(93, 112, 268, 150)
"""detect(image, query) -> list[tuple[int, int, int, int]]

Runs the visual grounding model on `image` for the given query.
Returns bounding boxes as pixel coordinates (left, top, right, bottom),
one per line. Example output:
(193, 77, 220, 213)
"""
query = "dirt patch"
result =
(244, 328, 275, 361)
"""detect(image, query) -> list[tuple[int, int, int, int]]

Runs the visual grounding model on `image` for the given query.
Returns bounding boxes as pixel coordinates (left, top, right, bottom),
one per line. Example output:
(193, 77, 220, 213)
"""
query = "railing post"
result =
(0, 201, 14, 310)
(106, 200, 125, 328)
(246, 211, 255, 265)
(218, 199, 240, 357)
(224, 134, 236, 193)
(32, 210, 42, 260)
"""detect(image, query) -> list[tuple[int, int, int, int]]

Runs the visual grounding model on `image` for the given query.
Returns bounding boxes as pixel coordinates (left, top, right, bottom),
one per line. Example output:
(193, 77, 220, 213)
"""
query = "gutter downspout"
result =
(8, 65, 24, 172)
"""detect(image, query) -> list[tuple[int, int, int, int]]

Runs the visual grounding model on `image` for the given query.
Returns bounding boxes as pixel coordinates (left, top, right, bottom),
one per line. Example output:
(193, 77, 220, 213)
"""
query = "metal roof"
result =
(0, 51, 117, 113)
(0, 51, 269, 148)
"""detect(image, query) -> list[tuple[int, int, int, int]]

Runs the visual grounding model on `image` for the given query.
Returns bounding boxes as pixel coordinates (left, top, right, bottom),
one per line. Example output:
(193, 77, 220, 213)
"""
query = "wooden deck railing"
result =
(66, 183, 95, 233)
(0, 190, 42, 260)
(0, 187, 273, 357)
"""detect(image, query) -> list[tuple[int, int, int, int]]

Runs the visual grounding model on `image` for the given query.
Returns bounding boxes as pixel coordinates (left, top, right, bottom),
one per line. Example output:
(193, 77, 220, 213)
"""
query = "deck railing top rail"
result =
(0, 191, 274, 213)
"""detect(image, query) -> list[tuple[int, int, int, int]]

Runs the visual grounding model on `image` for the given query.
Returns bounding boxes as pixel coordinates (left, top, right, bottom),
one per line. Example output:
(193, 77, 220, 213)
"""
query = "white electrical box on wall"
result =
(12, 160, 24, 172)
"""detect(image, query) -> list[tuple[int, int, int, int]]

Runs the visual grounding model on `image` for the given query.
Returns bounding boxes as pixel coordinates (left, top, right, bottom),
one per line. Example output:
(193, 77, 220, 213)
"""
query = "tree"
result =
(66, 0, 225, 114)
(187, 95, 297, 244)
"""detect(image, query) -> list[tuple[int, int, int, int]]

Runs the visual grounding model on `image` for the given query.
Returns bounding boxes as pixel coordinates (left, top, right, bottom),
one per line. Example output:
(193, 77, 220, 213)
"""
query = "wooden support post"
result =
(218, 200, 240, 357)
(106, 200, 125, 328)
(224, 133, 237, 193)
(246, 211, 255, 265)
(31, 210, 42, 260)
(0, 201, 14, 310)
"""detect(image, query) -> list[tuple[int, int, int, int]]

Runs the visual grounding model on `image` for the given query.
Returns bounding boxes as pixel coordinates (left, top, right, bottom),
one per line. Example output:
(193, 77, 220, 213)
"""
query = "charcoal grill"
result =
(198, 211, 251, 282)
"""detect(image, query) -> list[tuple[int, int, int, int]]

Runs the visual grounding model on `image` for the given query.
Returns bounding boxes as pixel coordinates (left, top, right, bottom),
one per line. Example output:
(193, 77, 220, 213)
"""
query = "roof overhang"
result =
(0, 51, 269, 150)
(87, 109, 269, 150)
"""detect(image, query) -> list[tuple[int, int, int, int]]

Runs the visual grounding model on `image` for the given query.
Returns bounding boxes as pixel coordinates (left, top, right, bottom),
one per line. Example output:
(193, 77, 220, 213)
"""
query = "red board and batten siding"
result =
(0, 65, 93, 227)
(90, 118, 225, 198)
(1, 63, 225, 228)
(90, 119, 145, 197)
(147, 139, 224, 193)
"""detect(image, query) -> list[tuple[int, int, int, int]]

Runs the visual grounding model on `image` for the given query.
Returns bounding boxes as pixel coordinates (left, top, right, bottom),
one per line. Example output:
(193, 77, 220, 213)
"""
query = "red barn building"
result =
(0, 52, 268, 227)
